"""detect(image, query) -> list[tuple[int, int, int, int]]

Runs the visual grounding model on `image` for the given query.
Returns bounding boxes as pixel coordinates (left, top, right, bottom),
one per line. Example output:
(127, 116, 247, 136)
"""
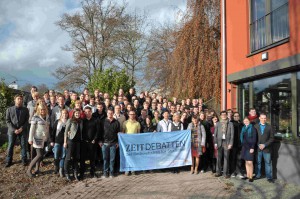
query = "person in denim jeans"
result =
(5, 94, 29, 167)
(50, 109, 69, 177)
(99, 109, 120, 178)
(254, 113, 274, 183)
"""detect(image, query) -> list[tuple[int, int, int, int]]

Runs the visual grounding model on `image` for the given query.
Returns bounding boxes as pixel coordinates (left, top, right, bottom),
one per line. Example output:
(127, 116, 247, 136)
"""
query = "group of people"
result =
(4, 86, 275, 183)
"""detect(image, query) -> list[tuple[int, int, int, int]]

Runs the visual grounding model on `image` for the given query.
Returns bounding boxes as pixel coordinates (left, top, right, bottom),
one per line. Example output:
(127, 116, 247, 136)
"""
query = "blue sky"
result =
(0, 0, 186, 89)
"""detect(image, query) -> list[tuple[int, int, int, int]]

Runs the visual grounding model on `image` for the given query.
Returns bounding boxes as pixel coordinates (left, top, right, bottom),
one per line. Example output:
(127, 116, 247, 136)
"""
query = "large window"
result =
(250, 0, 289, 52)
(253, 73, 291, 133)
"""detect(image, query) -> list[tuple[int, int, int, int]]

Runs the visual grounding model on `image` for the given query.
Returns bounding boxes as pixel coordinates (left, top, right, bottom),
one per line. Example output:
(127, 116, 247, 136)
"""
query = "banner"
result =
(118, 130, 192, 172)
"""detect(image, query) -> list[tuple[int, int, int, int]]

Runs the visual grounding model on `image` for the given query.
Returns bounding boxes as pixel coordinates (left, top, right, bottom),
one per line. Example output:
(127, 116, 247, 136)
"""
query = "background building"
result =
(221, 0, 300, 184)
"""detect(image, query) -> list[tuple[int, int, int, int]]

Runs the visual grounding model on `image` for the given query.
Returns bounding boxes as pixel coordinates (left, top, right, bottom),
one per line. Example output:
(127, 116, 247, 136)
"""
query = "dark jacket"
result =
(92, 111, 107, 134)
(82, 117, 100, 142)
(241, 126, 257, 150)
(232, 120, 243, 148)
(50, 105, 70, 128)
(101, 118, 120, 144)
(6, 106, 29, 134)
(254, 123, 274, 153)
(50, 120, 66, 144)
(142, 123, 156, 133)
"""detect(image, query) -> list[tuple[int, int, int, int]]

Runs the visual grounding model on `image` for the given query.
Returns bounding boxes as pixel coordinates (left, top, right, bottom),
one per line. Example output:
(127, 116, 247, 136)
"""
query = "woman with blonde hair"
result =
(50, 109, 69, 177)
(27, 104, 50, 177)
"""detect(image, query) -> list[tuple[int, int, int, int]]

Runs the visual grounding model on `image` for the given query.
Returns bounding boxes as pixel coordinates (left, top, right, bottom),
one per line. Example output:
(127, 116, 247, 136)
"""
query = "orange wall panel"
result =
(226, 0, 300, 75)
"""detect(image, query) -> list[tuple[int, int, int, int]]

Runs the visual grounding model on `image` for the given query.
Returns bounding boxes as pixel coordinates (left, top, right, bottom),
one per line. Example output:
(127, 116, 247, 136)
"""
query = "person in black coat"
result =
(230, 112, 244, 178)
(254, 113, 274, 182)
(240, 117, 257, 182)
(80, 106, 100, 179)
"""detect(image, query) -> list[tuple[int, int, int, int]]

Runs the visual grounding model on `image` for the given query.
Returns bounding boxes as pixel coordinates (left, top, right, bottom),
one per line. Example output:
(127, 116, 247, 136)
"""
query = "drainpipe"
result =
(221, 0, 227, 111)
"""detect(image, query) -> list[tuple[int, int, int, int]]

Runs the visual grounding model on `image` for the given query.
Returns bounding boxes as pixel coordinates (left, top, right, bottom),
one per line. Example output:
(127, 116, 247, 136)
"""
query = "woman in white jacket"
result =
(27, 104, 50, 177)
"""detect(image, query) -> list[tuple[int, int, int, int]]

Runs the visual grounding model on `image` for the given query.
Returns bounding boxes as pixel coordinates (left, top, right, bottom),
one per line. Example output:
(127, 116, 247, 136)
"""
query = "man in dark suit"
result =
(5, 94, 29, 167)
(254, 112, 274, 182)
(214, 111, 234, 178)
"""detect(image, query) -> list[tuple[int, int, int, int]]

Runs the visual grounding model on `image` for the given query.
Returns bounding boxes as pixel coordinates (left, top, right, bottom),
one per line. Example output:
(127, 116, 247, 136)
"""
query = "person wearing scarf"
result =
(240, 117, 257, 182)
(214, 111, 234, 178)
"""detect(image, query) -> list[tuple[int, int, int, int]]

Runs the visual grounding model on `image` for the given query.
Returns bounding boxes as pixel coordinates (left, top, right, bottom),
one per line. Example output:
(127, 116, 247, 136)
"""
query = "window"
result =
(250, 0, 289, 52)
(253, 73, 291, 134)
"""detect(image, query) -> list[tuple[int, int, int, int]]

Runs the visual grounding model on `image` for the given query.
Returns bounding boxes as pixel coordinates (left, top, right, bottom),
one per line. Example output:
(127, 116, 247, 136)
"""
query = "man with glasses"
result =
(214, 111, 234, 178)
(122, 110, 141, 175)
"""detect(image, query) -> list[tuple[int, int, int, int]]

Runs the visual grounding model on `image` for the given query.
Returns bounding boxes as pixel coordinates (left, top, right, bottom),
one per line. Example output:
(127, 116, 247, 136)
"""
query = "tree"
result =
(0, 80, 13, 127)
(54, 0, 131, 89)
(141, 23, 177, 93)
(87, 67, 133, 97)
(143, 0, 221, 104)
(114, 12, 150, 86)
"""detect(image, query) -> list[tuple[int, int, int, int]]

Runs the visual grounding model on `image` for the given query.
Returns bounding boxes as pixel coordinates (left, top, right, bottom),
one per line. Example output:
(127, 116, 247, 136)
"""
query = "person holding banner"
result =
(188, 115, 206, 174)
(168, 113, 184, 173)
(99, 109, 120, 178)
(122, 110, 141, 175)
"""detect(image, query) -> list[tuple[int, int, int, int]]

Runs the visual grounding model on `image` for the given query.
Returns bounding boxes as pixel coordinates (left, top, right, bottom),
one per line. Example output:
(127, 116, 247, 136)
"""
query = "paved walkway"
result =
(48, 171, 233, 199)
(48, 171, 300, 199)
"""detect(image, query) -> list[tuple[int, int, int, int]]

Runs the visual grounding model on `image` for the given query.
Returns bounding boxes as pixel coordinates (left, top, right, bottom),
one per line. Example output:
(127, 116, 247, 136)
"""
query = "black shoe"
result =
(254, 176, 261, 180)
(5, 162, 12, 168)
(249, 178, 254, 182)
(267, 179, 274, 183)
(215, 173, 222, 177)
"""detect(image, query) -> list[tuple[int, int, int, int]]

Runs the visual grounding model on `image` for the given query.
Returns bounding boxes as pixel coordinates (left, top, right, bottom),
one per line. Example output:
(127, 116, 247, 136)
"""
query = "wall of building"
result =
(223, 0, 300, 109)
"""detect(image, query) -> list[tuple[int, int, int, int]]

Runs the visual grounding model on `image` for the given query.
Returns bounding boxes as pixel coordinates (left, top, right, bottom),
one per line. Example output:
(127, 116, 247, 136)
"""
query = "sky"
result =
(0, 0, 186, 89)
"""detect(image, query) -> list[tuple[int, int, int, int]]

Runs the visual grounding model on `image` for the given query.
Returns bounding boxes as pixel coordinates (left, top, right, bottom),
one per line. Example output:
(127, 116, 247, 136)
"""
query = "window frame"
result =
(249, 0, 289, 54)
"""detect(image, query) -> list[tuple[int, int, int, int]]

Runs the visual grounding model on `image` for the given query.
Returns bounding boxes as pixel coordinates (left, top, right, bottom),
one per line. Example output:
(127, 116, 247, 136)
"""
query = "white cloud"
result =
(0, 0, 186, 87)
(0, 0, 75, 81)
